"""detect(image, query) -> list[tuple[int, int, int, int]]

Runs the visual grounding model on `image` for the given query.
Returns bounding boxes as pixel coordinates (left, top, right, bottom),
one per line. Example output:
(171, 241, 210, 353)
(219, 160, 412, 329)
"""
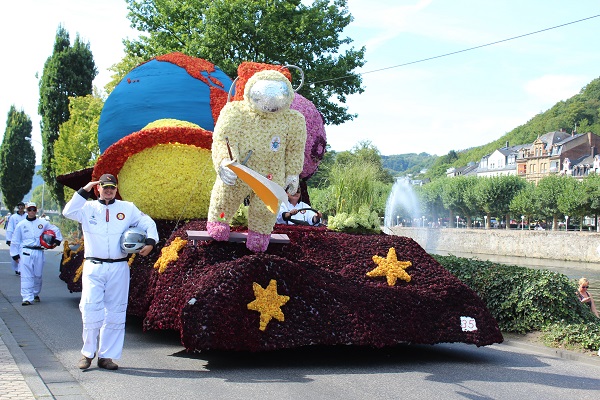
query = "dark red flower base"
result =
(59, 220, 503, 352)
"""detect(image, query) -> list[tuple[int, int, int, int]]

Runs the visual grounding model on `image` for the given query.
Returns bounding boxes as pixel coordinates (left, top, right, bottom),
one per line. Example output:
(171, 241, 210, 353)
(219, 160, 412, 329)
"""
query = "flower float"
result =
(58, 56, 502, 354)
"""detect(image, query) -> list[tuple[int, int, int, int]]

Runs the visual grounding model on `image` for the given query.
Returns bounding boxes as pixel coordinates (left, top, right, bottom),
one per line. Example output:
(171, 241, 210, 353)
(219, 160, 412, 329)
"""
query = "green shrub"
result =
(434, 255, 597, 333)
(542, 322, 600, 350)
(327, 205, 381, 234)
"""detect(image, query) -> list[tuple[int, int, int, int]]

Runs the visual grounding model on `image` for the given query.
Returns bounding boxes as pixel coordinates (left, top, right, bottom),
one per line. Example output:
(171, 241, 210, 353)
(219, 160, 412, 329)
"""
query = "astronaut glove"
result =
(218, 159, 238, 186)
(285, 175, 299, 195)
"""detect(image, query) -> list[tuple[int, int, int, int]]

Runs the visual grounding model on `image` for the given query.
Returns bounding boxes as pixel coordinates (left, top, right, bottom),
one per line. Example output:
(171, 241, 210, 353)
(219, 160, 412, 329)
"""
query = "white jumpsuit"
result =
(6, 211, 27, 273)
(63, 190, 158, 360)
(9, 217, 63, 302)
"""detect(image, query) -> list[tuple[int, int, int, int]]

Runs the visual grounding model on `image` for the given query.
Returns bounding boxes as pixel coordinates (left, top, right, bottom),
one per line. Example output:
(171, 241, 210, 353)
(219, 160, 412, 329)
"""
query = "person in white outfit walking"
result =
(9, 202, 62, 305)
(6, 202, 27, 275)
(63, 173, 158, 371)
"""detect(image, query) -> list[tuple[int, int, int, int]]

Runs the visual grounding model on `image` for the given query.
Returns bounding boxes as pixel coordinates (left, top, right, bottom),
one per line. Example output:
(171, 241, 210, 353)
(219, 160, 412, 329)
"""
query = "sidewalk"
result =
(0, 292, 92, 399)
(0, 314, 51, 399)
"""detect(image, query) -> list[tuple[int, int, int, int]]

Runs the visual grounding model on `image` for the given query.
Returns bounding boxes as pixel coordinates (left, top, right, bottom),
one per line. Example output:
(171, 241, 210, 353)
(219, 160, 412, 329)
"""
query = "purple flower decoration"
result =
(290, 94, 327, 179)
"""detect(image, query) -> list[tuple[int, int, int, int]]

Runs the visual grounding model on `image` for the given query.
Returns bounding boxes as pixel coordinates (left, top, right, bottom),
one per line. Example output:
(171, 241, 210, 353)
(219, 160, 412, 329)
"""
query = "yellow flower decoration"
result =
(142, 119, 201, 129)
(61, 239, 84, 265)
(153, 237, 188, 273)
(119, 143, 215, 220)
(247, 279, 290, 331)
(366, 247, 412, 286)
(73, 262, 84, 283)
(128, 254, 136, 267)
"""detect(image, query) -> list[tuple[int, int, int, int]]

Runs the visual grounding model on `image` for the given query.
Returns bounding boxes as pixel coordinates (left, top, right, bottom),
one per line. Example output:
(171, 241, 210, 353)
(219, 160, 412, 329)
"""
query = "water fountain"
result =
(383, 178, 421, 228)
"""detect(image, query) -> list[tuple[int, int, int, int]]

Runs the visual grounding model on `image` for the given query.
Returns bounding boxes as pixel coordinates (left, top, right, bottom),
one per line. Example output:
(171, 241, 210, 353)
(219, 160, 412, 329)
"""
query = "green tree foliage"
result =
(415, 178, 445, 223)
(54, 94, 103, 200)
(474, 175, 526, 228)
(0, 106, 36, 210)
(581, 173, 600, 231)
(509, 181, 537, 227)
(535, 175, 572, 230)
(38, 25, 97, 209)
(123, 0, 366, 125)
(557, 177, 587, 230)
(306, 145, 335, 189)
(440, 176, 479, 228)
(424, 150, 459, 180)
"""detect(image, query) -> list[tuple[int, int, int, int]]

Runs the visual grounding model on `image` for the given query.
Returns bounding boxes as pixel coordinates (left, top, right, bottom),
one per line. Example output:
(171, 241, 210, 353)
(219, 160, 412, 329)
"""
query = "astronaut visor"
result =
(248, 80, 290, 113)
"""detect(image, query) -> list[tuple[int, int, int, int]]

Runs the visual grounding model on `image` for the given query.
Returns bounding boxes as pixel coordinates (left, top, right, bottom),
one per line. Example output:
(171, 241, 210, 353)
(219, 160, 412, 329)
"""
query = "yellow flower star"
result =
(247, 279, 290, 331)
(366, 247, 412, 286)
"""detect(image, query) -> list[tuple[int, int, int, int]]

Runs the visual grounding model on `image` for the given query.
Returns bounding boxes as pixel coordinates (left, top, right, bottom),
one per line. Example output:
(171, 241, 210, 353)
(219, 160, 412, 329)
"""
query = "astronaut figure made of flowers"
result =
(206, 64, 307, 252)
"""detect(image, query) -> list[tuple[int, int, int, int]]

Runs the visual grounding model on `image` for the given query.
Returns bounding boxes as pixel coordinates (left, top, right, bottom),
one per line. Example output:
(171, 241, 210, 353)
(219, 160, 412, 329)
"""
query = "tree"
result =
(54, 94, 103, 200)
(124, 0, 365, 125)
(510, 181, 537, 229)
(440, 176, 479, 228)
(38, 25, 97, 209)
(0, 106, 36, 210)
(475, 175, 526, 229)
(535, 175, 572, 230)
(581, 173, 600, 231)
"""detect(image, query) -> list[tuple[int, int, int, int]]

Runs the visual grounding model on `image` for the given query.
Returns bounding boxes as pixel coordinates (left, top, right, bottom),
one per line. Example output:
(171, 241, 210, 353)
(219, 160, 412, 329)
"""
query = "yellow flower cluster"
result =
(366, 247, 412, 286)
(247, 279, 290, 331)
(153, 237, 188, 273)
(142, 119, 201, 130)
(119, 143, 215, 220)
(61, 239, 83, 265)
(128, 254, 136, 267)
(73, 263, 84, 283)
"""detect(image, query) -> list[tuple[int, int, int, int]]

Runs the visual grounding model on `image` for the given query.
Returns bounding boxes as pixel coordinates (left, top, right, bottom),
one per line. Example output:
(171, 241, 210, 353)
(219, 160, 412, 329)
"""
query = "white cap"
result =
(26, 202, 37, 208)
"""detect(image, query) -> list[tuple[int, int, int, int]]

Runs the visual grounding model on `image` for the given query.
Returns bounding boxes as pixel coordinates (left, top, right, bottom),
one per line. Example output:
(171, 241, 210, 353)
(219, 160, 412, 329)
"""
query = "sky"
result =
(1, 0, 600, 165)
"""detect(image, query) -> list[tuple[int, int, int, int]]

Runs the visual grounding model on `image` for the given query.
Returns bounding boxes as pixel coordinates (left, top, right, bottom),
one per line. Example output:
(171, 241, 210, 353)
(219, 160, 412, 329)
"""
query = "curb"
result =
(0, 315, 53, 398)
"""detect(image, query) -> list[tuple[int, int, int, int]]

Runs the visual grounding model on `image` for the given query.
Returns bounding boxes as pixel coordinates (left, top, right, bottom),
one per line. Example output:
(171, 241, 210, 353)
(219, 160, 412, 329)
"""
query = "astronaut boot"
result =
(246, 230, 270, 253)
(207, 221, 230, 241)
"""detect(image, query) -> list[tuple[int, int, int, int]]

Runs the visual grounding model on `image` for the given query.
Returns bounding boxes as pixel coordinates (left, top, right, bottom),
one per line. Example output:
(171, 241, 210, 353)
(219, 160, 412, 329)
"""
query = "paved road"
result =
(0, 237, 599, 400)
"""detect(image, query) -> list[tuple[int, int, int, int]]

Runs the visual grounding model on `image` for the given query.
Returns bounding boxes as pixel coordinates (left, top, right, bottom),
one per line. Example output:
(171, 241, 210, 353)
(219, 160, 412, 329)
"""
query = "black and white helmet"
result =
(120, 227, 147, 253)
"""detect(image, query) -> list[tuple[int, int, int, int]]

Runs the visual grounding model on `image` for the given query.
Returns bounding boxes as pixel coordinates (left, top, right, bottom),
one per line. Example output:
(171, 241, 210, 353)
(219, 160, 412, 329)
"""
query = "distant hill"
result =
(381, 153, 437, 176)
(424, 76, 600, 179)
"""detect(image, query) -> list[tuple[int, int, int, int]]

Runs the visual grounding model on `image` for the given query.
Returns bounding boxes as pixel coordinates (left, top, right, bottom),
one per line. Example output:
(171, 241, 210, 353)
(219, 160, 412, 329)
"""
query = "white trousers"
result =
(80, 260, 130, 360)
(20, 250, 44, 302)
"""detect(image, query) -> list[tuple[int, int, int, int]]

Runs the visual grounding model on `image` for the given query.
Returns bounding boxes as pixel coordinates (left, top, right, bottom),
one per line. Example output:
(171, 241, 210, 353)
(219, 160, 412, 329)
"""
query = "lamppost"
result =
(484, 215, 488, 229)
(565, 215, 569, 231)
(396, 215, 399, 226)
(456, 215, 460, 229)
(422, 216, 426, 228)
(521, 215, 525, 231)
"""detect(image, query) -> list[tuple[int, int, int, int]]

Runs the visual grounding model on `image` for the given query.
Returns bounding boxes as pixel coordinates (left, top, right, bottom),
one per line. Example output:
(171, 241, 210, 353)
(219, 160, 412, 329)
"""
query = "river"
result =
(431, 249, 600, 300)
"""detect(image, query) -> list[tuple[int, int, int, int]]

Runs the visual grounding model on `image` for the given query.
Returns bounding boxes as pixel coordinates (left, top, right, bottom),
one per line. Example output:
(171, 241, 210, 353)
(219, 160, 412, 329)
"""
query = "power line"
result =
(308, 14, 600, 86)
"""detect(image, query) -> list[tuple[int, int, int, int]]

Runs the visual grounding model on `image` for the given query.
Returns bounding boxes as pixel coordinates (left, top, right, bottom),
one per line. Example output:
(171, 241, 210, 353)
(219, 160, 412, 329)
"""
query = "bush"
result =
(433, 255, 597, 333)
(542, 322, 600, 350)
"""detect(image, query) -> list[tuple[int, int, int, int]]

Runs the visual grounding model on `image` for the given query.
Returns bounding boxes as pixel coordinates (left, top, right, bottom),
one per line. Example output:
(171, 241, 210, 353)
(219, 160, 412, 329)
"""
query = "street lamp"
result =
(521, 215, 525, 231)
(422, 216, 426, 228)
(456, 215, 460, 229)
(565, 215, 569, 231)
(396, 215, 399, 226)
(484, 215, 488, 229)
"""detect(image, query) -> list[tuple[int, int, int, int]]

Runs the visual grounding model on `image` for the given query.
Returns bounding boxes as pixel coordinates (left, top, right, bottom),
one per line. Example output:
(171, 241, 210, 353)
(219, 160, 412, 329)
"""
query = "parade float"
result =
(58, 53, 503, 352)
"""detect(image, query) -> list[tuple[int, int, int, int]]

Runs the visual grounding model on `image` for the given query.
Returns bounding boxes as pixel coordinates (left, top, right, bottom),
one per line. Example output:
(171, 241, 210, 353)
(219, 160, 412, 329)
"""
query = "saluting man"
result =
(9, 202, 62, 305)
(63, 173, 158, 371)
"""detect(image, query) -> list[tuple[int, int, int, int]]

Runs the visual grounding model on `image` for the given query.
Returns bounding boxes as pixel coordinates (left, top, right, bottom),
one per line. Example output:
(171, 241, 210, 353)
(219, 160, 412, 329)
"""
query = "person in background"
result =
(6, 202, 27, 275)
(63, 173, 158, 371)
(277, 186, 322, 226)
(577, 277, 599, 317)
(9, 202, 62, 306)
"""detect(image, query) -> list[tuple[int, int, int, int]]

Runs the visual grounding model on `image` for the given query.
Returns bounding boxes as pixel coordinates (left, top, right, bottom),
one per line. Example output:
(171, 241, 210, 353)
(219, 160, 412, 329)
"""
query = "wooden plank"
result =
(187, 230, 290, 244)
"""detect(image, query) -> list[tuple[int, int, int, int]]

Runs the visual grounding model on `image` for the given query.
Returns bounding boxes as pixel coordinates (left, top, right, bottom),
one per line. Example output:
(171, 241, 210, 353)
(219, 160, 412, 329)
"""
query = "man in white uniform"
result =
(6, 202, 27, 275)
(63, 173, 158, 371)
(10, 202, 62, 305)
(276, 186, 322, 226)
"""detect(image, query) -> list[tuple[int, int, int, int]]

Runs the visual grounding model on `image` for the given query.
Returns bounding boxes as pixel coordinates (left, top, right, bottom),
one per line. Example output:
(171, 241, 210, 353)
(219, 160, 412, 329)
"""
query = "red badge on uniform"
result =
(117, 213, 125, 220)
